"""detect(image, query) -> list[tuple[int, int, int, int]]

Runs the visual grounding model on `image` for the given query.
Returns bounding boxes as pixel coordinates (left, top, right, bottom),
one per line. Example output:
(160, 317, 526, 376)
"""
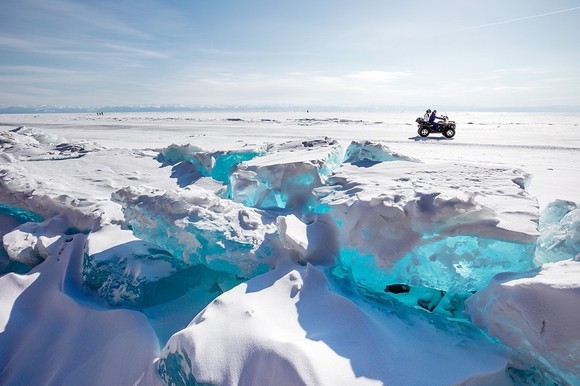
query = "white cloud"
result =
(144, 70, 413, 106)
(103, 43, 168, 59)
(344, 70, 411, 84)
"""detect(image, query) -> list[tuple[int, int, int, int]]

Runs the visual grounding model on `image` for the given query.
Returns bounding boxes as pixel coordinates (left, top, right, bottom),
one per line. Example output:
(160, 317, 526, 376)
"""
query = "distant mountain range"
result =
(1, 104, 579, 114)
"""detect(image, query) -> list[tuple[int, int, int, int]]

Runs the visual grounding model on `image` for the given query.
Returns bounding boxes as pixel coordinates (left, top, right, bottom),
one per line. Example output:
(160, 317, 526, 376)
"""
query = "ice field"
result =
(0, 111, 579, 385)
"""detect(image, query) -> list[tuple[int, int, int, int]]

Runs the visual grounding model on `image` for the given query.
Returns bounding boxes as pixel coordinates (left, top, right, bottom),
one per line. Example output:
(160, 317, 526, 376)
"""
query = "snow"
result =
(159, 264, 509, 386)
(0, 233, 161, 385)
(0, 110, 579, 385)
(466, 259, 580, 385)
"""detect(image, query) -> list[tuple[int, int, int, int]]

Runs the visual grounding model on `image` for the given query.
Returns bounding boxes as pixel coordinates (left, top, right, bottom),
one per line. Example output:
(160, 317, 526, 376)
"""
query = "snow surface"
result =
(0, 111, 579, 385)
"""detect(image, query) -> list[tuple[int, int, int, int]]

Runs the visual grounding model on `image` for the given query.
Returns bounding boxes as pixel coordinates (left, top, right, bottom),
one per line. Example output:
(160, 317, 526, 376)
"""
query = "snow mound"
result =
(159, 263, 510, 386)
(535, 199, 580, 265)
(0, 233, 160, 385)
(314, 161, 539, 311)
(466, 259, 580, 385)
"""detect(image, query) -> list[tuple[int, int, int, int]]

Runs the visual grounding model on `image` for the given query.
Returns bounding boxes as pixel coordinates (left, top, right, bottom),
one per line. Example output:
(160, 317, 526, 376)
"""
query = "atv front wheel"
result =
(443, 128, 455, 138)
(418, 128, 429, 137)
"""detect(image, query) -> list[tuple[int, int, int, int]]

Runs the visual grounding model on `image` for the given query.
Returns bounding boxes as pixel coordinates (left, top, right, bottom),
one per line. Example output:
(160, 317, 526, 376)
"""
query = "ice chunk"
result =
(158, 264, 510, 385)
(230, 137, 345, 210)
(315, 161, 539, 303)
(535, 199, 580, 265)
(112, 185, 286, 277)
(9, 125, 67, 144)
(0, 203, 44, 224)
(466, 259, 580, 385)
(157, 143, 263, 188)
(343, 140, 420, 165)
(0, 204, 44, 274)
(0, 126, 102, 161)
(276, 213, 339, 267)
(2, 227, 44, 266)
(2, 215, 71, 267)
(82, 224, 205, 307)
(157, 143, 208, 166)
(277, 214, 308, 261)
(211, 150, 264, 185)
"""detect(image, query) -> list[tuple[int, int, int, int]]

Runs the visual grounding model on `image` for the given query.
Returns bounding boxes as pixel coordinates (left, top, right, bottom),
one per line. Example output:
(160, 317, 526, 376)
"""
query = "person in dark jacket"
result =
(429, 110, 444, 131)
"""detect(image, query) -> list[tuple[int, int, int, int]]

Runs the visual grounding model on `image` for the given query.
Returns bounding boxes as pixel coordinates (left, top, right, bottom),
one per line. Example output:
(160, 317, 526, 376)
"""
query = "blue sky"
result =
(1, 0, 579, 108)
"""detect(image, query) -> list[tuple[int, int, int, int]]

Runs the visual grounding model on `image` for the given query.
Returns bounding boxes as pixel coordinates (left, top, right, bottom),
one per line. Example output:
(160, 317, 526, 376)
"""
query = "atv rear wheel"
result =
(443, 128, 455, 138)
(418, 128, 429, 137)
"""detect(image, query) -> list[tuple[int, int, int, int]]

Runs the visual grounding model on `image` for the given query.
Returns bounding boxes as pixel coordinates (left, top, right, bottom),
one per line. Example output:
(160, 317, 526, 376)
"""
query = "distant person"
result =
(429, 110, 444, 131)
(423, 109, 431, 121)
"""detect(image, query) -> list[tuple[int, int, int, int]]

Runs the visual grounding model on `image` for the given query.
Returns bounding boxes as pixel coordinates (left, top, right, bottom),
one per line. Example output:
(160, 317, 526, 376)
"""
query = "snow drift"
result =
(159, 264, 509, 386)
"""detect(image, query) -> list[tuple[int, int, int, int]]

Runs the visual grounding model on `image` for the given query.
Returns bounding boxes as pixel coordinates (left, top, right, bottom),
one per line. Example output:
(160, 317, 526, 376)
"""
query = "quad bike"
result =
(415, 116, 456, 138)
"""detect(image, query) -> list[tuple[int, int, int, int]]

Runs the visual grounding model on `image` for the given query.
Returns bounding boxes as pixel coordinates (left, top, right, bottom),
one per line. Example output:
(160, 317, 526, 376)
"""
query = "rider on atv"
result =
(415, 111, 456, 138)
(429, 110, 444, 131)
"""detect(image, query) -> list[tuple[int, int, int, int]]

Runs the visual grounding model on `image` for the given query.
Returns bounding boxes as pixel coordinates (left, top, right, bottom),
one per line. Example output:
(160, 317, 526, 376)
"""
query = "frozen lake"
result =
(1, 110, 580, 385)
(2, 110, 579, 208)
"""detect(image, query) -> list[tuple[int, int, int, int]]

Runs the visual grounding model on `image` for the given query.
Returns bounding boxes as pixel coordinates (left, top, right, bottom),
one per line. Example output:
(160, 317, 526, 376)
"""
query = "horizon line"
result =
(1, 103, 580, 114)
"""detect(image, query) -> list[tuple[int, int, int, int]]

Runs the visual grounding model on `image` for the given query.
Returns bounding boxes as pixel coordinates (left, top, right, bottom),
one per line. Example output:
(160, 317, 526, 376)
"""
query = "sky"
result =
(0, 0, 579, 109)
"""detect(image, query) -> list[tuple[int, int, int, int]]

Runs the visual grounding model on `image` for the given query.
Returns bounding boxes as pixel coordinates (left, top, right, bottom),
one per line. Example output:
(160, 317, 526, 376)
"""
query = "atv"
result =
(415, 115, 456, 138)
